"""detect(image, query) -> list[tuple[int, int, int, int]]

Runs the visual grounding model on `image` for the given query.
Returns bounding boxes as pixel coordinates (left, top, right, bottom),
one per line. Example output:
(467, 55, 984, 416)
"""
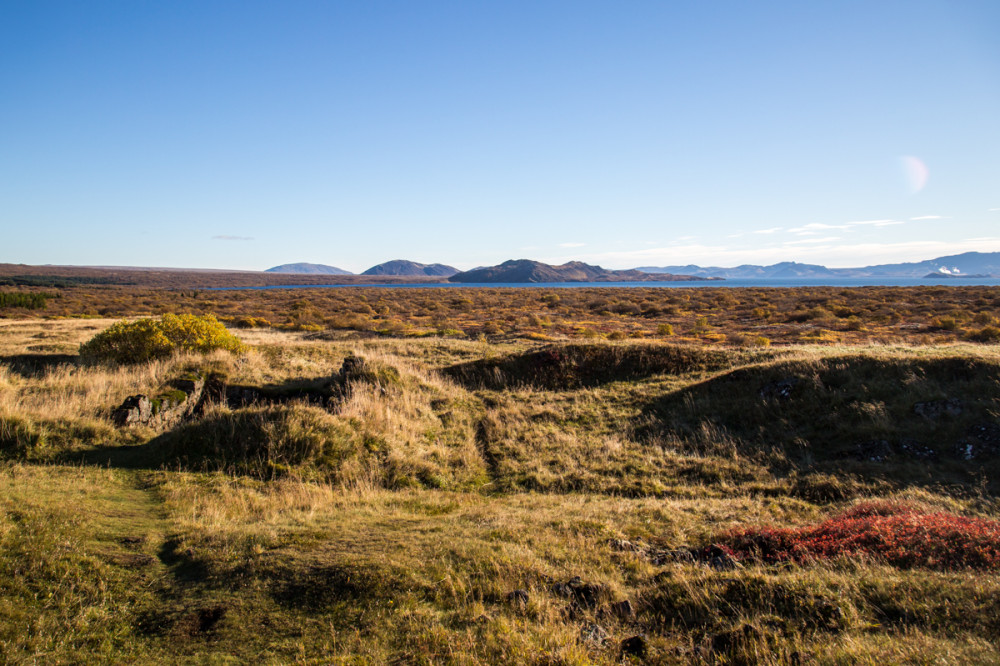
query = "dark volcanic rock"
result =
(855, 439, 893, 462)
(759, 377, 798, 402)
(112, 376, 205, 427)
(620, 634, 648, 659)
(579, 623, 609, 646)
(506, 589, 529, 609)
(913, 399, 963, 421)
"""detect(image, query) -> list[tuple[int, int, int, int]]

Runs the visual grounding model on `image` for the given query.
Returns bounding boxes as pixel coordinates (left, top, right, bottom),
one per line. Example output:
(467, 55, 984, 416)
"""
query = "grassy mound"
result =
(445, 342, 736, 390)
(640, 354, 1000, 487)
(156, 354, 488, 489)
(720, 501, 1000, 570)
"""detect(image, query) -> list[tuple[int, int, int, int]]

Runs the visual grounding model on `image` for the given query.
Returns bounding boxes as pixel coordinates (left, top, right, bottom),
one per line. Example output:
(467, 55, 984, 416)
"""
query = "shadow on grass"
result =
(1, 353, 78, 378)
(637, 354, 1000, 495)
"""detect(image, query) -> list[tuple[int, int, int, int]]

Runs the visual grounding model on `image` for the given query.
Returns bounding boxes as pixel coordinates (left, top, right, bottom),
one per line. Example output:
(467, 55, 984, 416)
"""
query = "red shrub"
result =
(723, 501, 1000, 570)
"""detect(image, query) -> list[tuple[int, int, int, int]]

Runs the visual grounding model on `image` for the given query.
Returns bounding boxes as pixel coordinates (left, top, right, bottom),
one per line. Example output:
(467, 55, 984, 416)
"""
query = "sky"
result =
(2, 0, 999, 272)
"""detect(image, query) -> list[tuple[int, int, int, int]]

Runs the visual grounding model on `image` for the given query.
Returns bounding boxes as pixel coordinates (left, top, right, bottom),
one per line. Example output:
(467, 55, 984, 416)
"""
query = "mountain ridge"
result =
(449, 259, 711, 283)
(637, 252, 1000, 279)
(362, 260, 458, 277)
(265, 263, 353, 275)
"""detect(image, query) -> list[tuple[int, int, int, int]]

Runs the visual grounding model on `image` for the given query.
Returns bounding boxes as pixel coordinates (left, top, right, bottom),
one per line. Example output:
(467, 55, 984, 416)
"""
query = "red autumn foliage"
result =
(723, 501, 1000, 570)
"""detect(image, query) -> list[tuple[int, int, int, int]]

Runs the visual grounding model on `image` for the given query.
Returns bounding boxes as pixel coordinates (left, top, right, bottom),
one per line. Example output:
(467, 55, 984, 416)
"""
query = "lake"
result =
(208, 277, 1000, 290)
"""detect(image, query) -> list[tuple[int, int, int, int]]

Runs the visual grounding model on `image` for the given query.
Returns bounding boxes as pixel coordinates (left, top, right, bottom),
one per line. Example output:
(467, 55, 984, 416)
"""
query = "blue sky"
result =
(2, 1, 998, 271)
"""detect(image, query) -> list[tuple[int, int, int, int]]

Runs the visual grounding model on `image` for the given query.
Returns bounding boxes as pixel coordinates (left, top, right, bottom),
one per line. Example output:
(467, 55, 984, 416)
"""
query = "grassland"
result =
(3, 294, 1000, 664)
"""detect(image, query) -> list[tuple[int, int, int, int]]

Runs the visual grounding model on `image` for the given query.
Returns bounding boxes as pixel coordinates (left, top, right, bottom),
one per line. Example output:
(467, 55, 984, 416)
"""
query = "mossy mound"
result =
(640, 355, 1000, 489)
(155, 355, 488, 489)
(445, 343, 736, 390)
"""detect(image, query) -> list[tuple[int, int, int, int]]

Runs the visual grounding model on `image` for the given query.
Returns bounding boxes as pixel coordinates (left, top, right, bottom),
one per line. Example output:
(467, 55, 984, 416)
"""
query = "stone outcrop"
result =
(112, 376, 205, 427)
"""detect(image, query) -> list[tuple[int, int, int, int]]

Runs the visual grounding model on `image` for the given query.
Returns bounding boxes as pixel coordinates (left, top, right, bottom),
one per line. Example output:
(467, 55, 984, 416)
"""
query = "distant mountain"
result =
(637, 252, 1000, 279)
(265, 263, 353, 275)
(362, 260, 458, 277)
(449, 259, 711, 283)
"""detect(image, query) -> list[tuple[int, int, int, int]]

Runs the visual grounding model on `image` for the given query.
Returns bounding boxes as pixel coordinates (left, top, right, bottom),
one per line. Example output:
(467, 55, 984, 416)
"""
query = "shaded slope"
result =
(639, 355, 1000, 490)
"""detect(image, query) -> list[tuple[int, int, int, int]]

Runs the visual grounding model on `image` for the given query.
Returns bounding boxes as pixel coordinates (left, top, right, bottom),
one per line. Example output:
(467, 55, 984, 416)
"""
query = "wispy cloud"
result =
(753, 227, 783, 234)
(990, 208, 1000, 212)
(787, 219, 904, 235)
(784, 236, 842, 245)
(788, 223, 848, 235)
(910, 215, 943, 221)
(844, 219, 900, 227)
(558, 242, 586, 248)
(212, 235, 254, 241)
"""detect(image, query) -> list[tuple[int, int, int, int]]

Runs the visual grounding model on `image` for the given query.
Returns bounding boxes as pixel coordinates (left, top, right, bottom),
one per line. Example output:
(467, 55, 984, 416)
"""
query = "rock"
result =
(897, 439, 937, 461)
(648, 548, 696, 565)
(620, 634, 648, 659)
(608, 538, 644, 553)
(855, 439, 893, 462)
(550, 577, 608, 609)
(340, 355, 367, 379)
(711, 623, 764, 654)
(702, 544, 738, 571)
(506, 589, 529, 609)
(112, 395, 152, 426)
(913, 398, 963, 421)
(609, 599, 635, 620)
(953, 424, 1000, 461)
(111, 375, 205, 428)
(579, 623, 609, 646)
(759, 378, 798, 402)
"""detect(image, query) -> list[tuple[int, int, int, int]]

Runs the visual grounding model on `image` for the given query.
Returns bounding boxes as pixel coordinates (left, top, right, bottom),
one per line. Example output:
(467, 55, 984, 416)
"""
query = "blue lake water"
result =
(208, 277, 1000, 291)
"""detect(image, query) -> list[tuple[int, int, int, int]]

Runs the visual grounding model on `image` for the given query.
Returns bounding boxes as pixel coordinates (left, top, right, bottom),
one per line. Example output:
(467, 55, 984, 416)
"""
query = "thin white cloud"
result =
(784, 236, 842, 245)
(558, 242, 586, 248)
(212, 235, 254, 241)
(753, 227, 783, 234)
(846, 219, 901, 227)
(990, 208, 1000, 212)
(787, 223, 849, 235)
(910, 215, 943, 221)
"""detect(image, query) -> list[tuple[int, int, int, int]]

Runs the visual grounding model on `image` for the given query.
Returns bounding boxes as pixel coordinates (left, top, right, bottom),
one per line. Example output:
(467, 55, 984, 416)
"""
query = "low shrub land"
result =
(1, 288, 1000, 663)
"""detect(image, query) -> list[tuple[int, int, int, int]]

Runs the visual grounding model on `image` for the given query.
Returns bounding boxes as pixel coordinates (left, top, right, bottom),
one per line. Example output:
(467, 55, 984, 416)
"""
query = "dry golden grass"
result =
(3, 318, 1000, 663)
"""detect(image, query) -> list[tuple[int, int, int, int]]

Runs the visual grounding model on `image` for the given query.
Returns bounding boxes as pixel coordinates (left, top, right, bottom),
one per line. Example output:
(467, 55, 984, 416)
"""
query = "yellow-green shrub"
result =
(80, 314, 246, 364)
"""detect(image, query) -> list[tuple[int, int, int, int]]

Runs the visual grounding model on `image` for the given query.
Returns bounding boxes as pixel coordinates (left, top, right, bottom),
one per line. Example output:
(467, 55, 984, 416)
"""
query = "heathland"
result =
(2, 269, 1000, 664)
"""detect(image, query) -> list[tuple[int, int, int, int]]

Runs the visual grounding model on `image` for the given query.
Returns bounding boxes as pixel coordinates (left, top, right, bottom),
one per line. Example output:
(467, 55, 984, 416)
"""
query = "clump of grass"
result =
(80, 314, 246, 364)
(722, 501, 1000, 570)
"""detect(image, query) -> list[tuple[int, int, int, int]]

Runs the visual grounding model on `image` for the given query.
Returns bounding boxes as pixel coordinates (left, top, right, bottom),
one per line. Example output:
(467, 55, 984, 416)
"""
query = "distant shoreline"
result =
(204, 276, 1000, 290)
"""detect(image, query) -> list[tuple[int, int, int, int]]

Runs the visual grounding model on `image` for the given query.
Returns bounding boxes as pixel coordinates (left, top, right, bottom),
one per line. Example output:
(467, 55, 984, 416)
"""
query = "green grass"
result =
(2, 320, 1000, 663)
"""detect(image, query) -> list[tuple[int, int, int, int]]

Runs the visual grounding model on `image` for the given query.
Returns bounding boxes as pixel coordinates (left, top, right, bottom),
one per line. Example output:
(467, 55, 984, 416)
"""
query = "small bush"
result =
(721, 501, 1000, 570)
(80, 314, 246, 364)
(0, 292, 49, 310)
(966, 326, 1000, 343)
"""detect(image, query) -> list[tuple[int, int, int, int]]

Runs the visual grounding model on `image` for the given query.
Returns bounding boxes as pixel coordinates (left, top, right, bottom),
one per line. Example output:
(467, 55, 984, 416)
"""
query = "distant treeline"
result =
(0, 291, 51, 310)
(0, 275, 131, 288)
